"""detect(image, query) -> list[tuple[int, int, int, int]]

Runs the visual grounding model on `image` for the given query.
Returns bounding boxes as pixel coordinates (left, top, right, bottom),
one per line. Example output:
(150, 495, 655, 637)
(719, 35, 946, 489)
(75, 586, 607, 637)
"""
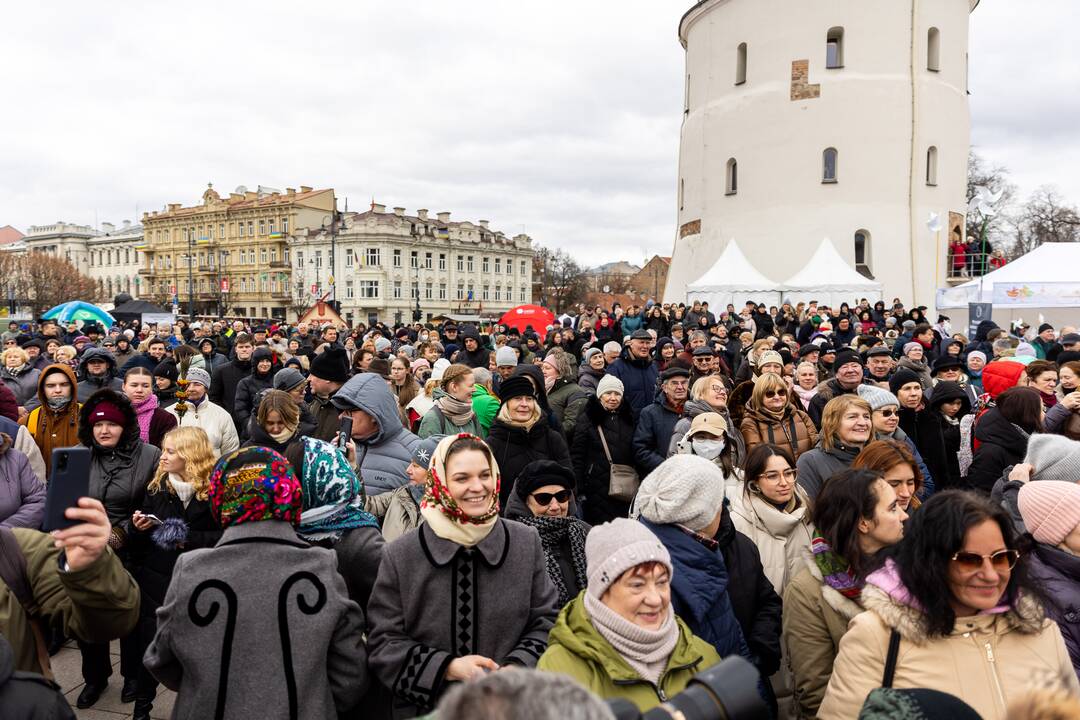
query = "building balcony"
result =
(270, 290, 291, 300)
(138, 267, 156, 276)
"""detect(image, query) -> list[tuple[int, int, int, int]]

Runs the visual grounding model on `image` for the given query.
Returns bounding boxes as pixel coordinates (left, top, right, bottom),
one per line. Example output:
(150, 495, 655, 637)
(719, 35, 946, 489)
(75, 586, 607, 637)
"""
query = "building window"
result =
(467, 256, 474, 272)
(826, 27, 844, 69)
(927, 27, 941, 71)
(345, 280, 355, 299)
(238, 223, 245, 238)
(482, 257, 490, 273)
(457, 282, 465, 300)
(725, 158, 738, 195)
(456, 255, 464, 271)
(296, 251, 304, 268)
(360, 280, 379, 299)
(268, 219, 275, 234)
(393, 249, 401, 268)
(494, 258, 502, 274)
(315, 250, 322, 269)
(260, 248, 268, 263)
(345, 249, 354, 268)
(393, 281, 402, 299)
(282, 218, 288, 234)
(219, 223, 225, 238)
(247, 221, 254, 236)
(520, 288, 526, 302)
(258, 220, 265, 235)
(482, 285, 490, 301)
(520, 260, 526, 276)
(495, 285, 502, 301)
(926, 146, 938, 186)
(439, 282, 447, 300)
(410, 251, 418, 269)
(736, 42, 748, 85)
(424, 282, 433, 300)
(365, 248, 380, 267)
(425, 252, 433, 270)
(822, 147, 838, 183)
(439, 253, 446, 270)
(855, 229, 873, 278)
(507, 258, 514, 276)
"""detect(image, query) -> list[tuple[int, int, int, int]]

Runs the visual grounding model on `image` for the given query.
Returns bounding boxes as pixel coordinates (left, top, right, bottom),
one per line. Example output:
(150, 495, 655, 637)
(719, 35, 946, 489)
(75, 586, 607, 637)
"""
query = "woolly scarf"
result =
(514, 514, 589, 607)
(1040, 390, 1058, 409)
(420, 434, 501, 547)
(792, 384, 818, 411)
(131, 393, 159, 443)
(269, 422, 298, 445)
(435, 390, 476, 426)
(584, 591, 678, 687)
(496, 402, 541, 431)
(297, 437, 379, 542)
(168, 473, 195, 508)
(812, 532, 864, 601)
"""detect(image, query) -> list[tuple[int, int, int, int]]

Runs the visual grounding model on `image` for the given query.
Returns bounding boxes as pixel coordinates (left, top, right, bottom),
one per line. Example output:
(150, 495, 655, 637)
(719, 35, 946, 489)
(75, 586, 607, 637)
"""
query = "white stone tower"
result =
(665, 0, 980, 306)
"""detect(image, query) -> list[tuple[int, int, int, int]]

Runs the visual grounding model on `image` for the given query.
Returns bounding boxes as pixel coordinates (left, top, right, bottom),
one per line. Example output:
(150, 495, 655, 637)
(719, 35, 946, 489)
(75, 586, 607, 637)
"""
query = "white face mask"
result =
(691, 437, 725, 460)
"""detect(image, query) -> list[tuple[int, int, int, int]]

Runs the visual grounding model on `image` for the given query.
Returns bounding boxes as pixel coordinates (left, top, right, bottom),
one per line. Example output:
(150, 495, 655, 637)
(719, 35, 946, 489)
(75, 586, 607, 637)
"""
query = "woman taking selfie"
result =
(367, 435, 558, 716)
(819, 491, 1079, 719)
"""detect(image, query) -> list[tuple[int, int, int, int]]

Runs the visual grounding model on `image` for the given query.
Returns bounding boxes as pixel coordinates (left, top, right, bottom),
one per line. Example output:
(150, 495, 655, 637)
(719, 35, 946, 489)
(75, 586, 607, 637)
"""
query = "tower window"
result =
(826, 27, 844, 69)
(684, 74, 690, 114)
(927, 27, 941, 72)
(822, 147, 838, 183)
(679, 178, 685, 211)
(926, 146, 938, 186)
(725, 158, 738, 195)
(854, 230, 873, 278)
(736, 43, 747, 85)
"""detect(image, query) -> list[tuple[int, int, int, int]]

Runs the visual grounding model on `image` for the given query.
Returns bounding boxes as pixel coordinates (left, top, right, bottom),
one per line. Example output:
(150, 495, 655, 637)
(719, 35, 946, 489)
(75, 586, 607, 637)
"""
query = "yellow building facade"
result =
(140, 184, 336, 320)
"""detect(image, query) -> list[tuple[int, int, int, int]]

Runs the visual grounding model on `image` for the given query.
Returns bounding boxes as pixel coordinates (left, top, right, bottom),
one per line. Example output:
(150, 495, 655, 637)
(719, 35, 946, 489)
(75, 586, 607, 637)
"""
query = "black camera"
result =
(606, 656, 768, 720)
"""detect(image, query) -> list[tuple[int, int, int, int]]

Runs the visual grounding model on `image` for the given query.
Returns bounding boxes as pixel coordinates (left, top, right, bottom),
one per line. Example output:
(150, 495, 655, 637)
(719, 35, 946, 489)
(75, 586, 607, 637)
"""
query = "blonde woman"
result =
(795, 395, 873, 500)
(127, 427, 222, 718)
(0, 346, 40, 409)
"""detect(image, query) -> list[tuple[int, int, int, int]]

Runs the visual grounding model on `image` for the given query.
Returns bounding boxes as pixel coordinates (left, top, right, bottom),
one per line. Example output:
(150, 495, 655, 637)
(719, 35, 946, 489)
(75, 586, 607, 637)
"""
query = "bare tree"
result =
(0, 252, 102, 318)
(1010, 186, 1080, 259)
(967, 149, 1017, 247)
(532, 245, 589, 314)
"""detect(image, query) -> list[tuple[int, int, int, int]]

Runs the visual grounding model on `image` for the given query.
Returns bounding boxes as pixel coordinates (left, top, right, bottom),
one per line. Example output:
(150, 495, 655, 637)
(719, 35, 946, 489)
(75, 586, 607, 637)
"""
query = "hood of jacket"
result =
(251, 346, 274, 376)
(78, 346, 117, 376)
(929, 380, 970, 415)
(77, 387, 140, 451)
(546, 591, 707, 683)
(974, 320, 999, 343)
(332, 372, 403, 445)
(36, 363, 79, 408)
(974, 406, 1028, 448)
(863, 559, 1045, 645)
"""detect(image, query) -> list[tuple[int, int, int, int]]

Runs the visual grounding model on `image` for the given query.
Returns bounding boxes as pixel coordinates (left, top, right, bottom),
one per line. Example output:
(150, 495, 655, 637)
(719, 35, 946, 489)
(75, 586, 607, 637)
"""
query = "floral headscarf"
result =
(420, 434, 501, 546)
(208, 446, 303, 527)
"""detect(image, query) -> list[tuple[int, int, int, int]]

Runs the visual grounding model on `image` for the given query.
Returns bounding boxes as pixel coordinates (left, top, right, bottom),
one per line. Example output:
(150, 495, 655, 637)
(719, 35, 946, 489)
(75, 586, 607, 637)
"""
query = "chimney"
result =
(436, 211, 450, 223)
(142, 212, 150, 220)
(101, 222, 115, 234)
(393, 207, 405, 217)
(286, 188, 296, 197)
(478, 219, 489, 229)
(168, 203, 180, 212)
(373, 203, 386, 213)
(299, 185, 313, 193)
(417, 209, 428, 221)
(122, 220, 131, 229)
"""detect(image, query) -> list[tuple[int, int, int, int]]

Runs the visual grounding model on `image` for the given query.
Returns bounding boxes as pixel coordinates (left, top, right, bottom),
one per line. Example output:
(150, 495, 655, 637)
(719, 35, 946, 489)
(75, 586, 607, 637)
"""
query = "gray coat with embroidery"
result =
(366, 518, 558, 718)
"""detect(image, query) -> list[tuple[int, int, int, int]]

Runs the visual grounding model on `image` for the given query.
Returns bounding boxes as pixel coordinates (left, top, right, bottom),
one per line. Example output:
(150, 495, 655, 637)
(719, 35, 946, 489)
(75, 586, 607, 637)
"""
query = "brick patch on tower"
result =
(791, 60, 821, 101)
(679, 219, 701, 238)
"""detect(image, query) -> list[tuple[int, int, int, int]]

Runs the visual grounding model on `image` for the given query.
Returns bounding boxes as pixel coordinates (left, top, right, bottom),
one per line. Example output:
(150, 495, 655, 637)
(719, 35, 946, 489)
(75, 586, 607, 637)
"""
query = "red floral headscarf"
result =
(209, 446, 303, 527)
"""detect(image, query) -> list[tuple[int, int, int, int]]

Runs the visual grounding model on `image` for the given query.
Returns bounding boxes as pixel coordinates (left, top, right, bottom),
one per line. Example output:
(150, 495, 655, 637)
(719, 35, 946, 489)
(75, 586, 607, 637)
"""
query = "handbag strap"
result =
(597, 426, 614, 463)
(881, 629, 901, 688)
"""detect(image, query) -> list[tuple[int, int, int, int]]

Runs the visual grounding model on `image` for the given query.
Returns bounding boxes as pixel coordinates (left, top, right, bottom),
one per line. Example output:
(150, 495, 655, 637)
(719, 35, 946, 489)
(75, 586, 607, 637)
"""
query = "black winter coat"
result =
(632, 394, 682, 475)
(233, 369, 274, 442)
(485, 419, 572, 510)
(571, 395, 636, 525)
(604, 348, 659, 420)
(898, 407, 950, 492)
(965, 407, 1029, 494)
(209, 357, 251, 430)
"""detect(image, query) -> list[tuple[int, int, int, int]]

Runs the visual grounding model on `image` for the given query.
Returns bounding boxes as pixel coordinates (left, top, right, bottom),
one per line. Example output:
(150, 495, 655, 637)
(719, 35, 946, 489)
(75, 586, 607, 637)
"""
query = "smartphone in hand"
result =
(42, 448, 92, 532)
(338, 416, 353, 449)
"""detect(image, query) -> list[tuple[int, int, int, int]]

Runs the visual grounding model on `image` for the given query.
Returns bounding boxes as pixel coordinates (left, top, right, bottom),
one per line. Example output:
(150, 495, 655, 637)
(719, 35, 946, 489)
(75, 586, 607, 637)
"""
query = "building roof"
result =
(0, 225, 24, 245)
(146, 185, 333, 220)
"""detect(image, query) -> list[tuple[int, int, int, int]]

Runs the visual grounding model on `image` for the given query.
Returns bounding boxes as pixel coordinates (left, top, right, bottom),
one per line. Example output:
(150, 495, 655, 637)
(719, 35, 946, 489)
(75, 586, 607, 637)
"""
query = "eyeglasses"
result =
(759, 469, 797, 483)
(532, 489, 571, 505)
(876, 409, 897, 418)
(765, 389, 788, 398)
(951, 549, 1020, 573)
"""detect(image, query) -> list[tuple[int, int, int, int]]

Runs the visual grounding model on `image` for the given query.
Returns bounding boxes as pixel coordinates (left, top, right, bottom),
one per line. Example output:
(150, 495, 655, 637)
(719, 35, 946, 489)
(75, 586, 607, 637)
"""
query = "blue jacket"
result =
(633, 394, 682, 476)
(605, 347, 659, 420)
(639, 518, 751, 663)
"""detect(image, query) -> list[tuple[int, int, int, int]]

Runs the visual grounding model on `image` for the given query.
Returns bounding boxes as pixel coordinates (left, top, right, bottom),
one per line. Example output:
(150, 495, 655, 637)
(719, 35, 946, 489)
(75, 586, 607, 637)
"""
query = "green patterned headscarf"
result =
(297, 437, 379, 542)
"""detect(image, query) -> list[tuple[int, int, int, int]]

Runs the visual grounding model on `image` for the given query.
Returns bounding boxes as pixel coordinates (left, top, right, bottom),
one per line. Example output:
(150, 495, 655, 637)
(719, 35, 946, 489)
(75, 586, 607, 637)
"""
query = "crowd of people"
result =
(3, 296, 1080, 719)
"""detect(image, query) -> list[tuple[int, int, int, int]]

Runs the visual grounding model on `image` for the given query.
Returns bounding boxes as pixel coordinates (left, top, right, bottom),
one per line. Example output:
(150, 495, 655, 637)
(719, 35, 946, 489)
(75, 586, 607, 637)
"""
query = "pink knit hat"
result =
(1018, 481, 1080, 545)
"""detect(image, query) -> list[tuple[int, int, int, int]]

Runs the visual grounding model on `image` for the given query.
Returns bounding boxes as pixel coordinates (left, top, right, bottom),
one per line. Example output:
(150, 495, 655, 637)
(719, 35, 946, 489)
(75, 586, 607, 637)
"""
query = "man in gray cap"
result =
(166, 367, 239, 458)
(634, 366, 691, 475)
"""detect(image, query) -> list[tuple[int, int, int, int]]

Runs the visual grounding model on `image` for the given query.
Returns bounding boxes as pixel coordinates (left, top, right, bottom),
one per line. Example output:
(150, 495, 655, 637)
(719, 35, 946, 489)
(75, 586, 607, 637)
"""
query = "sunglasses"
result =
(765, 389, 788, 398)
(876, 409, 897, 418)
(951, 549, 1020, 573)
(532, 489, 571, 505)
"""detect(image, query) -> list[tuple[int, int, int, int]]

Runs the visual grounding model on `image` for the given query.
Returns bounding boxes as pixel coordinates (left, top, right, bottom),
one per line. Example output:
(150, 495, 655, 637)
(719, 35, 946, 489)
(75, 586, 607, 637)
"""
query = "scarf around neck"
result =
(812, 532, 864, 601)
(435, 390, 476, 426)
(132, 393, 159, 442)
(584, 591, 678, 687)
(168, 473, 196, 508)
(515, 514, 589, 607)
(420, 433, 500, 547)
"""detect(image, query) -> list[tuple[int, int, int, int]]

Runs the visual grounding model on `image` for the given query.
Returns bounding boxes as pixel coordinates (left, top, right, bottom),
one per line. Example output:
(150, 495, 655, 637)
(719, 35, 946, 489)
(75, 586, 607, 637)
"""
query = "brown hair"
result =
(256, 389, 300, 429)
(1025, 359, 1057, 383)
(852, 439, 923, 496)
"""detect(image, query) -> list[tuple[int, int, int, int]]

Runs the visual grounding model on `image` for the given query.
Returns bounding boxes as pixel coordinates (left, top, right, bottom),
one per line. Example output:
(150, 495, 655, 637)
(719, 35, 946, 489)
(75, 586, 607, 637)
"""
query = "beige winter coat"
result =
(729, 483, 815, 595)
(819, 580, 1080, 720)
(364, 484, 422, 542)
(782, 558, 864, 719)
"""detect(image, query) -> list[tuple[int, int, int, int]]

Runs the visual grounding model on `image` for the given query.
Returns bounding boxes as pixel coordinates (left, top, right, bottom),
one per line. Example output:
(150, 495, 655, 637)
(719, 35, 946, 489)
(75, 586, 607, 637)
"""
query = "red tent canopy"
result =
(499, 304, 555, 333)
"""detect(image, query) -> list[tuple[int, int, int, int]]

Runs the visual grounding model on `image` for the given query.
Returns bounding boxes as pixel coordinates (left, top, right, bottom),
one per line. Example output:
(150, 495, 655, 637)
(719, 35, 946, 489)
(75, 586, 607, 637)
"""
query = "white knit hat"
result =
(631, 454, 726, 533)
(495, 346, 518, 367)
(585, 518, 672, 598)
(1024, 434, 1080, 482)
(595, 374, 624, 398)
(431, 358, 451, 382)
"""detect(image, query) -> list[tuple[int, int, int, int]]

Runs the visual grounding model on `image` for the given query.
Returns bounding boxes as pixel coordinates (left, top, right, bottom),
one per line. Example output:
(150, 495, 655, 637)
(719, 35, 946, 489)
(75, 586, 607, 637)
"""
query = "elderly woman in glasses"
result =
(819, 491, 1079, 720)
(739, 373, 817, 462)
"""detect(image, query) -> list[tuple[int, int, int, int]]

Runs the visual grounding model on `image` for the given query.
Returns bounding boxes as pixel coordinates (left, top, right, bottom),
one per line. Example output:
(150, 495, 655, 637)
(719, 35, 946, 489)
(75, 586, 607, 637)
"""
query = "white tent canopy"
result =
(937, 243, 1080, 309)
(780, 238, 883, 307)
(686, 240, 783, 308)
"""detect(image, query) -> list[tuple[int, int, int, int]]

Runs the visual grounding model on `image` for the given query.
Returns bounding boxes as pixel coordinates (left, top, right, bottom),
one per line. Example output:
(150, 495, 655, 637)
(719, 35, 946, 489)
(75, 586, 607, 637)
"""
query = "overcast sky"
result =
(0, 1, 1073, 268)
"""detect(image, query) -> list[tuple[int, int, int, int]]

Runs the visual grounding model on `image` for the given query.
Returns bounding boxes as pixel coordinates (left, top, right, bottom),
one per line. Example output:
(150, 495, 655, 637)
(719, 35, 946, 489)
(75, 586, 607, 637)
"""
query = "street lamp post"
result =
(187, 231, 195, 320)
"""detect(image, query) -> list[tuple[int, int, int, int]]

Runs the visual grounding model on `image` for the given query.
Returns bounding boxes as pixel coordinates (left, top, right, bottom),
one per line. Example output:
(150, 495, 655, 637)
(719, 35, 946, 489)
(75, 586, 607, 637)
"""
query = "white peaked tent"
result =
(686, 240, 783, 308)
(781, 238, 883, 307)
(937, 243, 1080, 307)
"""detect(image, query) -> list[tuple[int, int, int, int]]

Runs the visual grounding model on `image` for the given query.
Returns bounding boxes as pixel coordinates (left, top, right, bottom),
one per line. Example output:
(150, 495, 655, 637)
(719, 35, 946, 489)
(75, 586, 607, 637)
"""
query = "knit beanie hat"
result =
(1039, 323, 1055, 335)
(757, 350, 783, 368)
(153, 360, 179, 383)
(834, 349, 863, 370)
(186, 367, 211, 389)
(966, 350, 987, 364)
(87, 400, 125, 426)
(981, 361, 1025, 400)
(431, 358, 451, 382)
(514, 459, 576, 500)
(583, 347, 603, 363)
(411, 435, 444, 468)
(630, 454, 726, 533)
(374, 337, 392, 354)
(498, 374, 538, 403)
(859, 688, 981, 720)
(888, 368, 921, 395)
(208, 446, 303, 528)
(857, 383, 900, 411)
(596, 374, 624, 398)
(273, 367, 306, 392)
(1018, 481, 1080, 545)
(495, 346, 518, 367)
(309, 347, 349, 383)
(1024, 434, 1080, 482)
(903, 342, 922, 357)
(585, 518, 672, 599)
(1016, 342, 1036, 358)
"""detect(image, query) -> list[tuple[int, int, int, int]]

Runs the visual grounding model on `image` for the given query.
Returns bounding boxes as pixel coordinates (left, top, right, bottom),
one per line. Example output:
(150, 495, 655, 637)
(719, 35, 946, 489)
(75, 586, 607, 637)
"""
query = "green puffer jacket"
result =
(472, 384, 501, 435)
(538, 591, 721, 711)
